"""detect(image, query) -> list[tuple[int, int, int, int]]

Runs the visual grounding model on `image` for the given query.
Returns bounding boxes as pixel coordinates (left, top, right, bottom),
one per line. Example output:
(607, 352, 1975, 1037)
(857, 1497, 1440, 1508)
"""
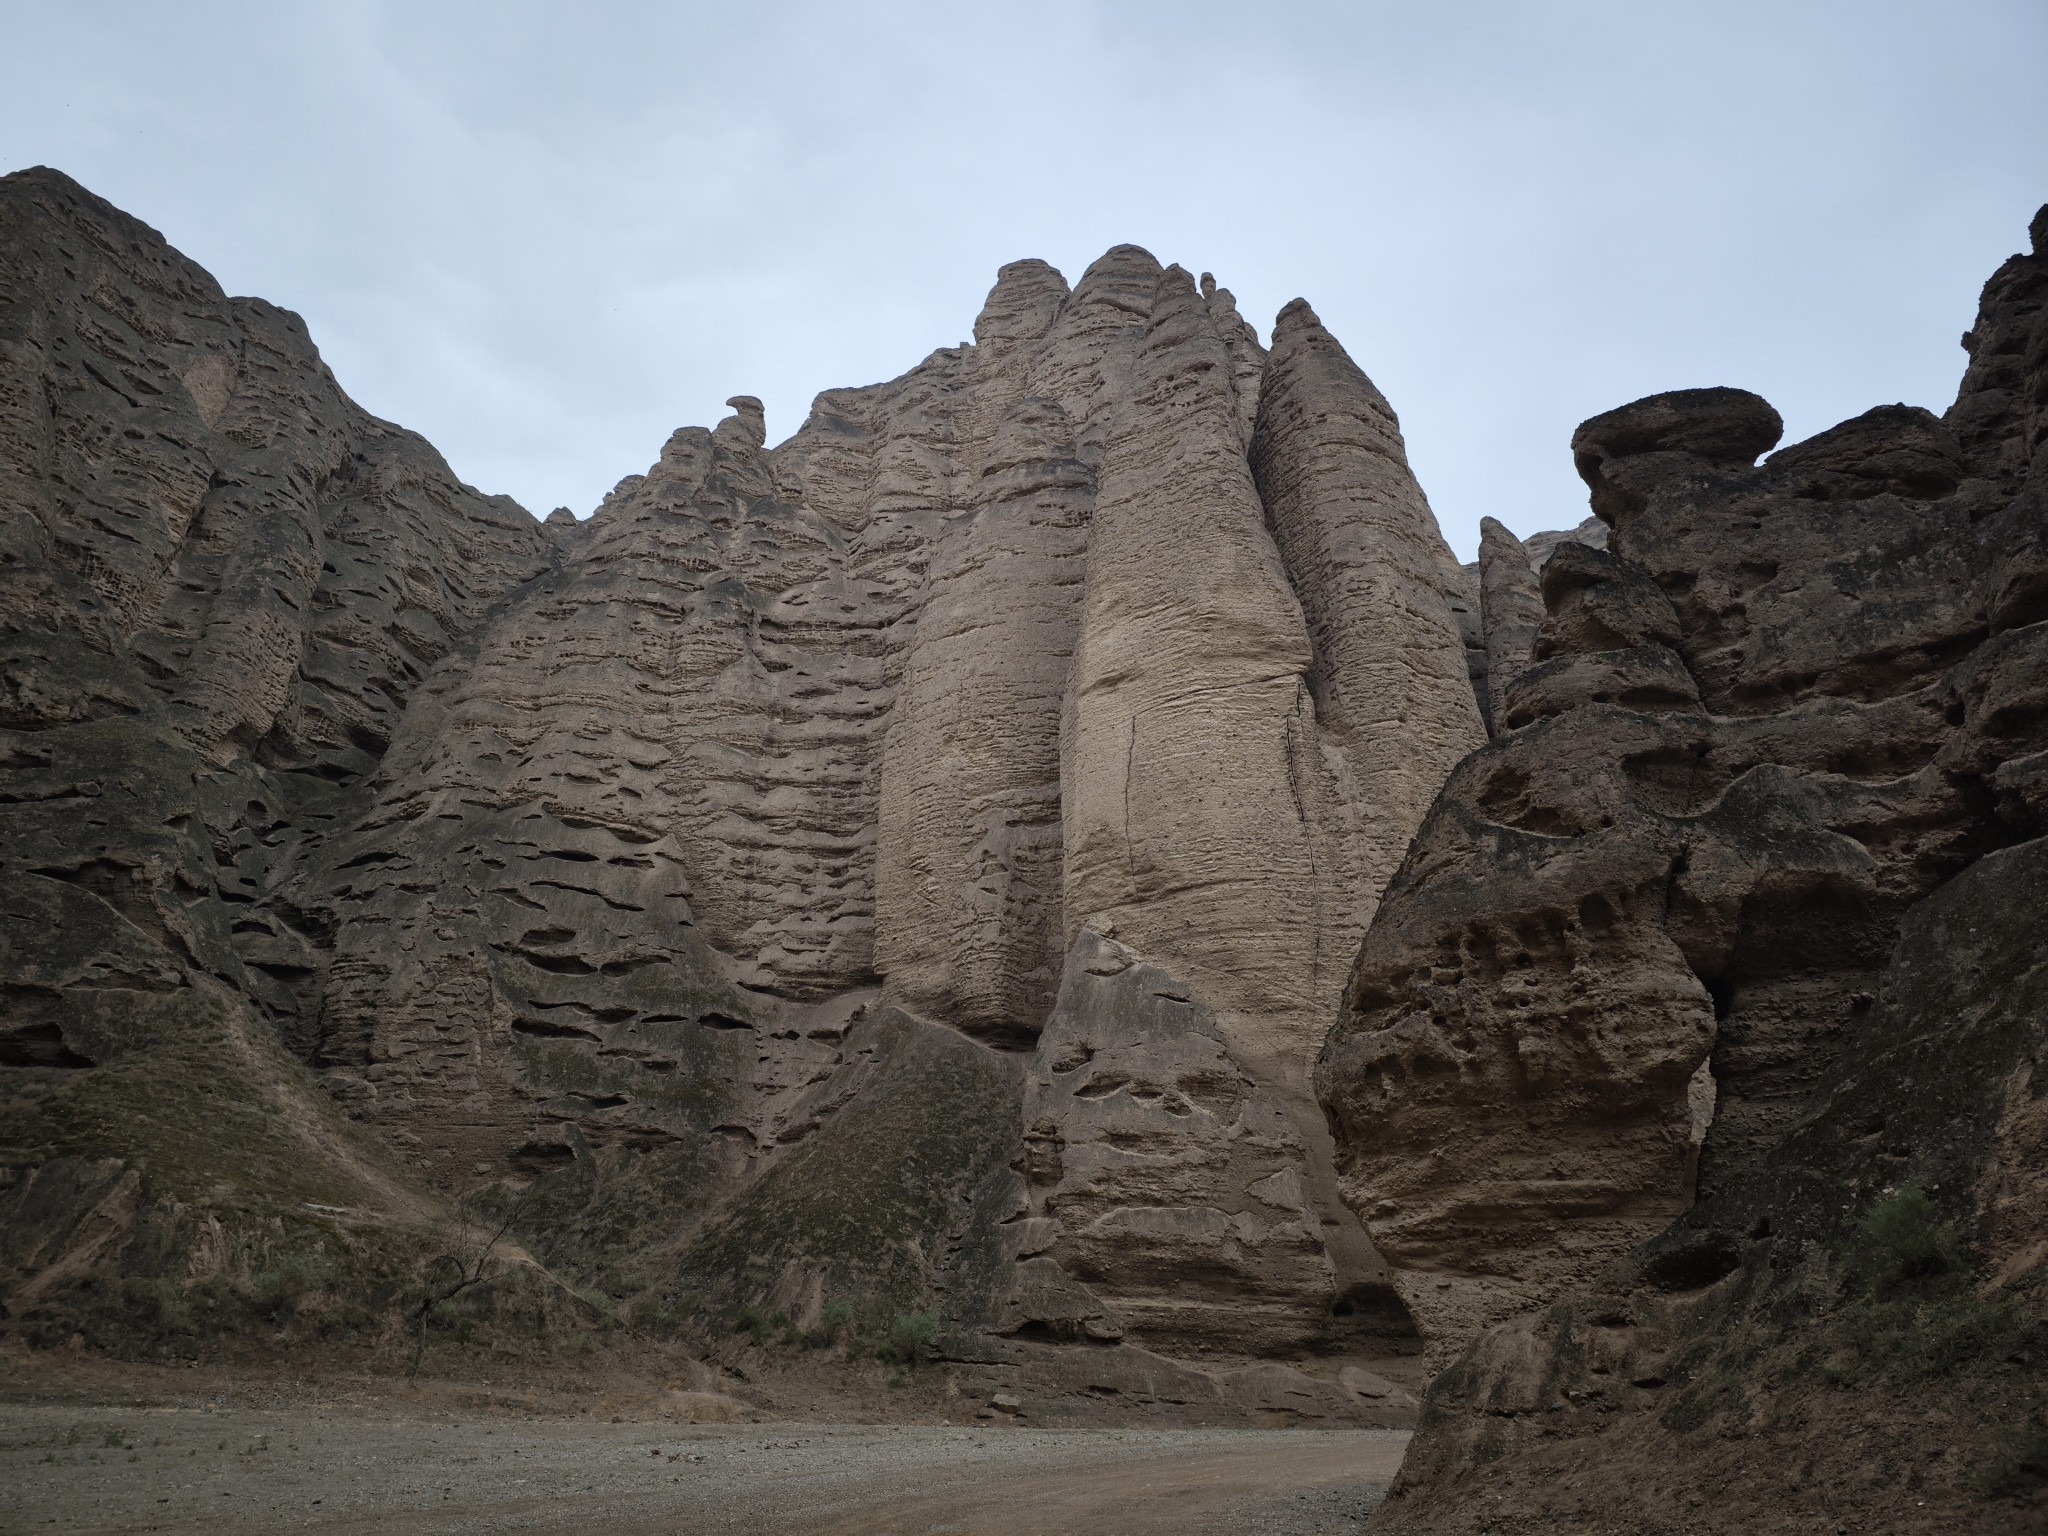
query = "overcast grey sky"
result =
(6, 2, 2044, 557)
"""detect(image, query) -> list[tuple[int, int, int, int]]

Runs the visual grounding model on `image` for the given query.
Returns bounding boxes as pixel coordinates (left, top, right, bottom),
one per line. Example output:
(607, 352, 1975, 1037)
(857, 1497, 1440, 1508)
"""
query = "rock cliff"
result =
(10, 161, 2036, 1507)
(1323, 206, 2048, 1529)
(0, 167, 1480, 1411)
(0, 165, 570, 1350)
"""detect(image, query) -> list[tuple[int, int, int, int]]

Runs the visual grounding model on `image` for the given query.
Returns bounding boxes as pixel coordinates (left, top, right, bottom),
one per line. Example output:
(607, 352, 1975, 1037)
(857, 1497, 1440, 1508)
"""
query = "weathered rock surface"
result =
(1331, 205, 2048, 1529)
(0, 165, 578, 1350)
(1475, 516, 1542, 728)
(1011, 933, 1411, 1360)
(1249, 300, 1486, 949)
(1519, 513, 1607, 570)
(1, 166, 1489, 1404)
(872, 396, 1089, 1045)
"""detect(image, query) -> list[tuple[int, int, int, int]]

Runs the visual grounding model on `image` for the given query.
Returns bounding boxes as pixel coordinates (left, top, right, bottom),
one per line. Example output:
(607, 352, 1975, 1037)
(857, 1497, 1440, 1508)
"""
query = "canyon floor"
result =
(0, 1354, 1408, 1535)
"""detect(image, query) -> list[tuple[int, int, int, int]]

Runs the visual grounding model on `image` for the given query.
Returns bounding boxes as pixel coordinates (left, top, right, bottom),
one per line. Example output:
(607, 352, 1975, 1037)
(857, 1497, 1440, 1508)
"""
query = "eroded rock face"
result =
(1011, 933, 1411, 1360)
(873, 396, 1090, 1047)
(1475, 516, 1542, 728)
(2, 167, 1479, 1390)
(0, 166, 564, 1343)
(1249, 300, 1487, 954)
(1335, 206, 2048, 1529)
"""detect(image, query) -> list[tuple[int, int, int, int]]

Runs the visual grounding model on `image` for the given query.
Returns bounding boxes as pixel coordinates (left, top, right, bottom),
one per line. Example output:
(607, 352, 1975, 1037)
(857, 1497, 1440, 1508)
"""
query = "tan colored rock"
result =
(2, 176, 1481, 1381)
(1249, 298, 1486, 940)
(1521, 513, 1608, 569)
(873, 397, 1091, 1045)
(1200, 271, 1266, 448)
(1016, 933, 1411, 1358)
(1061, 266, 1334, 1057)
(1476, 516, 1542, 727)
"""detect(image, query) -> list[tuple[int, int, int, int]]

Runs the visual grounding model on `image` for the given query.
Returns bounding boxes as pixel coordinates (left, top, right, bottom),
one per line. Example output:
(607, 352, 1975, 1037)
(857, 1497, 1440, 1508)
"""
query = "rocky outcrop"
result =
(1, 167, 1487, 1400)
(1475, 516, 1543, 727)
(1249, 300, 1487, 945)
(1326, 206, 2048, 1529)
(1012, 934, 1411, 1360)
(0, 165, 569, 1348)
(872, 396, 1089, 1045)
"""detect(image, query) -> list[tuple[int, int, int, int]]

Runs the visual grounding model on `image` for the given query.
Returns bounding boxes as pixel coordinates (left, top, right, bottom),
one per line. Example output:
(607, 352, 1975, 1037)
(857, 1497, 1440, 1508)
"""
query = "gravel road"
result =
(0, 1404, 1408, 1535)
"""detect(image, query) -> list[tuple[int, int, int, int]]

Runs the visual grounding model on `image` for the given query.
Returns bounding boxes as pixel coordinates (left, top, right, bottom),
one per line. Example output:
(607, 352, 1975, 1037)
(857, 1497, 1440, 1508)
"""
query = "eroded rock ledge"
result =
(1, 166, 1479, 1412)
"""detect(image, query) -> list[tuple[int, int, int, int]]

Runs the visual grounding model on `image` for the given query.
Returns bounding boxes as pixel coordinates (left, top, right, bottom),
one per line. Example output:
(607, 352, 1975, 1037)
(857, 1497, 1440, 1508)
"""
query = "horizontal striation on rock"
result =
(872, 396, 1091, 1046)
(3, 168, 1498, 1391)
(1015, 934, 1412, 1358)
(0, 167, 563, 1349)
(1341, 205, 2048, 1532)
(1061, 264, 1331, 1049)
(1249, 298, 1486, 944)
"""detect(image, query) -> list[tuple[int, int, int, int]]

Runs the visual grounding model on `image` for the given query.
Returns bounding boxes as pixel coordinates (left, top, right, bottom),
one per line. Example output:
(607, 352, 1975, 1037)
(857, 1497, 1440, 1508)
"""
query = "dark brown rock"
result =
(1338, 205, 2048, 1531)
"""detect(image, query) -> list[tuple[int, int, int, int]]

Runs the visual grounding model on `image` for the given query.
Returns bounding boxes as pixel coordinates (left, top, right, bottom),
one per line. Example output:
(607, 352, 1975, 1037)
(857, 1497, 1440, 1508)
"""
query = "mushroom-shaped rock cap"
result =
(1573, 387, 1783, 470)
(720, 395, 767, 449)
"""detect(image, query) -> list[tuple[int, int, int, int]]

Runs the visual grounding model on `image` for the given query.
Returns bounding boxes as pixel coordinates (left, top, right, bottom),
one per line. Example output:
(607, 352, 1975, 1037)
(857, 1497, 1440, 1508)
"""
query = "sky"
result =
(5, 2, 2044, 559)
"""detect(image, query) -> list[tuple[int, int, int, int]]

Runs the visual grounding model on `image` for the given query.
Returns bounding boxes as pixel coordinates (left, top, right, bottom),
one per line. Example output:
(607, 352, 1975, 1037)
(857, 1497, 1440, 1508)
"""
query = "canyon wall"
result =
(0, 167, 1478, 1405)
(11, 163, 2034, 1510)
(1323, 206, 2048, 1530)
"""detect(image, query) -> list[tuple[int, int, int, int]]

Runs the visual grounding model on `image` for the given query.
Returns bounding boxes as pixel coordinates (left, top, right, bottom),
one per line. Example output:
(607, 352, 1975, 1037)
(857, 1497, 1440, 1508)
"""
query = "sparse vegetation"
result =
(881, 1311, 940, 1367)
(1825, 1185, 2022, 1385)
(806, 1300, 857, 1348)
(1840, 1183, 1958, 1296)
(405, 1189, 535, 1378)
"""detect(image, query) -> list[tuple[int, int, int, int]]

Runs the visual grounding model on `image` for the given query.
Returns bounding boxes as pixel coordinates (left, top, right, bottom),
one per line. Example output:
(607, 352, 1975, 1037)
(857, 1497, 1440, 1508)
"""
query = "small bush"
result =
(731, 1305, 787, 1344)
(881, 1311, 940, 1366)
(246, 1251, 332, 1320)
(1841, 1185, 1957, 1297)
(805, 1299, 857, 1348)
(1826, 1185, 2022, 1385)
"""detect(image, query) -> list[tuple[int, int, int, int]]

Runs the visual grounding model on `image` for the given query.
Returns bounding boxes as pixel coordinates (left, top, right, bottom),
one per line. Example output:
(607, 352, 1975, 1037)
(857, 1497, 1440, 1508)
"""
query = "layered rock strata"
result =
(0, 166, 566, 1338)
(1325, 207, 2048, 1529)
(1, 166, 1482, 1390)
(1474, 515, 1543, 727)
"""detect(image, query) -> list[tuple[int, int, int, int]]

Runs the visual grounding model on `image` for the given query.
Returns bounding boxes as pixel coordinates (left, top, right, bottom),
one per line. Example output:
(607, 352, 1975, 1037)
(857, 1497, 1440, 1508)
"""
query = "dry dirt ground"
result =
(0, 1402, 1406, 1535)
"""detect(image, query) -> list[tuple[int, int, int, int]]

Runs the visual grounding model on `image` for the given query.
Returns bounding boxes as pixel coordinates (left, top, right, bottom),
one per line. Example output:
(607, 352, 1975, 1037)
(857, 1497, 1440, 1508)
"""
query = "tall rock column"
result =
(872, 397, 1093, 1046)
(1248, 300, 1486, 933)
(1060, 266, 1339, 1067)
(1037, 266, 1416, 1355)
(1477, 514, 1544, 729)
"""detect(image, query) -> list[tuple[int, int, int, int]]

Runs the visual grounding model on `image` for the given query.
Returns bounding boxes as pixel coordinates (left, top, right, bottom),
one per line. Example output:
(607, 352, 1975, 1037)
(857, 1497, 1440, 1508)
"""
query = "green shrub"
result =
(731, 1305, 786, 1344)
(801, 1300, 857, 1349)
(1827, 1185, 2021, 1384)
(245, 1250, 333, 1320)
(1841, 1185, 1958, 1297)
(881, 1311, 940, 1366)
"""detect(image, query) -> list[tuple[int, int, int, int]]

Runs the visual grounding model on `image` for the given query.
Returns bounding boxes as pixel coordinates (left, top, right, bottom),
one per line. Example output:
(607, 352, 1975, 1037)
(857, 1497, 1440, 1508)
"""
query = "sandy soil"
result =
(0, 1401, 1407, 1535)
